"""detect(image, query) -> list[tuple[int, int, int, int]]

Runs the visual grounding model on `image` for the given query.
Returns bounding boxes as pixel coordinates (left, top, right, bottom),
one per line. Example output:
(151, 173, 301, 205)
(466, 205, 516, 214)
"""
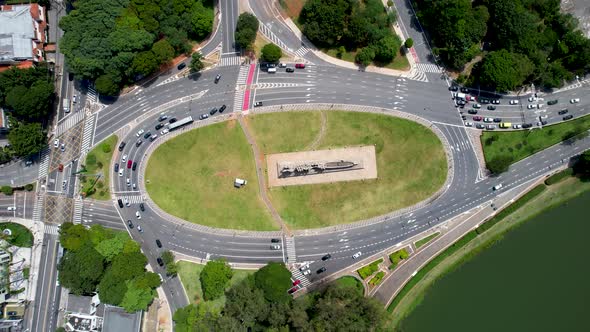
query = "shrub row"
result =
(544, 168, 574, 185)
(1, 183, 34, 195)
(357, 258, 383, 280)
(415, 232, 440, 249)
(369, 271, 385, 286)
(389, 249, 409, 265)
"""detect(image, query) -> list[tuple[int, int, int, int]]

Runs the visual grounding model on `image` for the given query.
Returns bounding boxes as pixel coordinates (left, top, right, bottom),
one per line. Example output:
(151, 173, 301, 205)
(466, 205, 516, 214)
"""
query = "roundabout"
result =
(140, 109, 448, 231)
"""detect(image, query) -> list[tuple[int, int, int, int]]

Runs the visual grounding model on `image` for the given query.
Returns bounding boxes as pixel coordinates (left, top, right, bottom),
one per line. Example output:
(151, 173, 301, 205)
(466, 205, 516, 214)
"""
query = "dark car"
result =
(467, 109, 478, 114)
(540, 120, 548, 125)
(286, 67, 295, 73)
(219, 105, 227, 113)
(493, 118, 502, 123)
(136, 139, 143, 147)
(158, 115, 168, 122)
(156, 239, 162, 248)
(563, 114, 574, 120)
(548, 99, 558, 105)
(271, 238, 281, 243)
(214, 74, 221, 83)
(114, 163, 119, 172)
(487, 105, 496, 110)
(476, 124, 485, 129)
(209, 108, 218, 115)
(457, 100, 466, 105)
(177, 62, 186, 70)
(288, 287, 298, 294)
(316, 267, 327, 274)
(322, 254, 332, 261)
(157, 257, 164, 266)
(461, 115, 467, 120)
(118, 142, 126, 151)
(480, 98, 490, 104)
(460, 87, 469, 93)
(558, 109, 568, 115)
(140, 203, 145, 211)
(522, 123, 533, 128)
(118, 199, 124, 208)
(473, 116, 482, 121)
(169, 118, 177, 124)
(155, 123, 164, 130)
(132, 162, 137, 171)
(449, 85, 459, 91)
(254, 101, 263, 107)
(127, 220, 134, 228)
(143, 131, 151, 139)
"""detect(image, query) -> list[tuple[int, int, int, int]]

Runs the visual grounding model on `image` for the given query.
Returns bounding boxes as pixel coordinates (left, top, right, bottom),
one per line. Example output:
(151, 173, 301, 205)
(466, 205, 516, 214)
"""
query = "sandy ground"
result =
(267, 146, 377, 187)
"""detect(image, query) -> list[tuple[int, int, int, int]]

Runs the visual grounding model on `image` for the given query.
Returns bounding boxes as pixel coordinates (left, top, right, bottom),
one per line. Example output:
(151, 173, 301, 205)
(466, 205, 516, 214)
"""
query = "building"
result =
(0, 3, 47, 68)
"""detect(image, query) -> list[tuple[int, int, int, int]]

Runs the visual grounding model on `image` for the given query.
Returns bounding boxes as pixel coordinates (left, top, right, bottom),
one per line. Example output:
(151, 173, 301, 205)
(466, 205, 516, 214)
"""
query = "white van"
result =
(267, 67, 277, 73)
(63, 98, 70, 113)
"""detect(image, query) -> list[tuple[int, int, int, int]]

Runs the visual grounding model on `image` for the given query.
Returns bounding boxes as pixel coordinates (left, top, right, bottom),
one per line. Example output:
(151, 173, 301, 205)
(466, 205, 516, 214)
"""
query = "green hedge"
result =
(357, 258, 383, 280)
(415, 232, 440, 249)
(369, 271, 385, 286)
(389, 249, 409, 265)
(475, 184, 546, 235)
(544, 168, 574, 185)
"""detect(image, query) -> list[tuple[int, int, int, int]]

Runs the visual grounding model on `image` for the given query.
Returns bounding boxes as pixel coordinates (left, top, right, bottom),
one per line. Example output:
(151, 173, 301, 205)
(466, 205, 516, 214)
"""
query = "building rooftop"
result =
(0, 4, 46, 63)
(102, 306, 141, 332)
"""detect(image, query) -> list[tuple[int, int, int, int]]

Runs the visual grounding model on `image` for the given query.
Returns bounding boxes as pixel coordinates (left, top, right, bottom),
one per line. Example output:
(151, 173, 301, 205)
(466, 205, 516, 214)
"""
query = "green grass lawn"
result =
(177, 261, 255, 310)
(336, 276, 365, 295)
(357, 258, 384, 280)
(0, 222, 33, 247)
(250, 111, 447, 229)
(324, 48, 409, 70)
(415, 232, 440, 249)
(81, 135, 118, 200)
(145, 120, 277, 230)
(481, 114, 590, 165)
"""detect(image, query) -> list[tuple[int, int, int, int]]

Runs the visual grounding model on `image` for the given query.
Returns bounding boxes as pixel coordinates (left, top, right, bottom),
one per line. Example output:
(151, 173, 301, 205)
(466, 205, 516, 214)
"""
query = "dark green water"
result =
(399, 190, 590, 332)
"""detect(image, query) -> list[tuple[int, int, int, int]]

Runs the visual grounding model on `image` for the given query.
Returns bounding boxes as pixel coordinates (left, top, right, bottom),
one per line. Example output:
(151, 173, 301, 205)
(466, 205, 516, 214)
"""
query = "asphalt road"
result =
(0, 191, 35, 220)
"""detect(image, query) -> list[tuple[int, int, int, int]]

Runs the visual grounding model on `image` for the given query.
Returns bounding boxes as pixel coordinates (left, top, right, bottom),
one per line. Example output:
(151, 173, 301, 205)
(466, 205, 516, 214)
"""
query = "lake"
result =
(399, 190, 590, 332)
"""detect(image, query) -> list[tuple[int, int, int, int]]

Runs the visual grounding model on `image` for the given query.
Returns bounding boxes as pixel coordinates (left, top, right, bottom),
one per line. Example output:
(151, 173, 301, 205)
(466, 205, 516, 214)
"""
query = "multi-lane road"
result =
(13, 0, 590, 329)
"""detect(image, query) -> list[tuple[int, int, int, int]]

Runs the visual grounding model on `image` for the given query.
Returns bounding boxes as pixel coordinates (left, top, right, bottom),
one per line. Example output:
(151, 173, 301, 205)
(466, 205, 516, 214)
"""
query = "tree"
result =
(110, 251, 148, 281)
(189, 52, 204, 73)
(373, 35, 401, 63)
(24, 184, 34, 191)
(152, 39, 175, 65)
(405, 38, 414, 48)
(95, 74, 120, 96)
(200, 259, 233, 301)
(7, 122, 45, 157)
(487, 155, 514, 174)
(132, 51, 160, 77)
(260, 43, 282, 63)
(97, 269, 129, 305)
(5, 81, 54, 121)
(190, 1, 213, 40)
(161, 250, 178, 276)
(59, 223, 90, 252)
(95, 232, 130, 262)
(0, 186, 13, 195)
(573, 150, 590, 179)
(58, 244, 105, 294)
(387, 0, 393, 7)
(478, 50, 534, 92)
(254, 262, 292, 303)
(120, 279, 156, 312)
(300, 0, 351, 47)
(235, 13, 259, 50)
(355, 47, 375, 67)
(224, 277, 268, 328)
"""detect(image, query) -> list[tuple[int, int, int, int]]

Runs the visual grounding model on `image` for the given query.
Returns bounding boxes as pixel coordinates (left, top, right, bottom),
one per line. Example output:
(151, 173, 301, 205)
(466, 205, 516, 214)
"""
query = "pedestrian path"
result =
(56, 112, 85, 137)
(117, 195, 144, 204)
(44, 224, 59, 235)
(233, 89, 244, 112)
(254, 82, 315, 89)
(236, 66, 250, 85)
(293, 46, 309, 58)
(80, 114, 96, 155)
(73, 199, 83, 224)
(290, 268, 312, 288)
(408, 70, 429, 83)
(37, 148, 50, 179)
(87, 84, 98, 103)
(32, 194, 44, 223)
(219, 55, 241, 67)
(415, 62, 442, 73)
(285, 236, 297, 264)
(259, 23, 290, 54)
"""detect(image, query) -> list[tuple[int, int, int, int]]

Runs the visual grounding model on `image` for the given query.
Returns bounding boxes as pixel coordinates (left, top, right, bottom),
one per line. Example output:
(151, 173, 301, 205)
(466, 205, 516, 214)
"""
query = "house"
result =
(0, 3, 47, 69)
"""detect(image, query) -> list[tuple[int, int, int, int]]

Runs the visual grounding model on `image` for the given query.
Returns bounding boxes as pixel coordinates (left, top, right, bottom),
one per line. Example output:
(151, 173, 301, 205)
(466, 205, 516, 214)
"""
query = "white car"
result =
(493, 184, 503, 190)
(512, 124, 522, 129)
(60, 143, 65, 152)
(6, 206, 16, 211)
(528, 96, 536, 102)
(118, 169, 124, 177)
(352, 251, 362, 259)
(299, 264, 310, 272)
(121, 154, 127, 162)
(537, 104, 544, 109)
(509, 100, 519, 105)
(135, 211, 141, 219)
(302, 269, 311, 276)
(62, 180, 67, 189)
(136, 129, 145, 137)
(132, 183, 137, 190)
(464, 121, 473, 127)
(137, 225, 143, 233)
(527, 104, 535, 109)
(484, 117, 493, 123)
(540, 114, 548, 119)
(570, 98, 580, 103)
(161, 129, 169, 135)
(54, 139, 59, 148)
(125, 198, 130, 206)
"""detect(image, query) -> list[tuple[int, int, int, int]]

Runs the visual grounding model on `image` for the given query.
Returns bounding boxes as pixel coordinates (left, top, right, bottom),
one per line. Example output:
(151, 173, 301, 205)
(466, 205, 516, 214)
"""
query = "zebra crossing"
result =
(87, 84, 98, 103)
(32, 194, 44, 223)
(236, 65, 250, 85)
(219, 55, 241, 67)
(293, 46, 309, 58)
(233, 89, 244, 112)
(284, 236, 297, 264)
(45, 224, 60, 235)
(254, 82, 314, 89)
(290, 268, 312, 288)
(55, 112, 85, 137)
(259, 24, 290, 53)
(80, 114, 96, 156)
(73, 199, 83, 224)
(117, 195, 144, 204)
(37, 148, 50, 178)
(415, 62, 442, 73)
(409, 69, 429, 83)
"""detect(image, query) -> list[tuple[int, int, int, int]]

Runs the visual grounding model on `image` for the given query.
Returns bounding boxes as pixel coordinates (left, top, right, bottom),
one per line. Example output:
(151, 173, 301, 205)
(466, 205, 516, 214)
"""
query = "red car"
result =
(295, 63, 306, 69)
(473, 116, 482, 121)
(293, 279, 301, 286)
(58, 164, 64, 172)
(288, 286, 299, 294)
(127, 160, 132, 168)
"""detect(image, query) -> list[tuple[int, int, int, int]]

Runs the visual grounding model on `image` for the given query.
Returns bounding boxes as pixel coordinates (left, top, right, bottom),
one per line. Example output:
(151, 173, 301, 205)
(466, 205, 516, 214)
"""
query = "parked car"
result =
(522, 123, 533, 129)
(54, 139, 59, 148)
(460, 87, 469, 93)
(449, 85, 458, 91)
(322, 254, 332, 261)
(484, 117, 493, 122)
(509, 100, 519, 105)
(219, 105, 227, 113)
(295, 63, 306, 69)
(475, 124, 485, 129)
(563, 114, 574, 120)
(547, 99, 558, 105)
(464, 121, 473, 127)
(493, 118, 502, 123)
(60, 143, 65, 152)
(486, 124, 496, 130)
(570, 98, 580, 103)
(512, 124, 522, 129)
(558, 109, 569, 115)
(352, 252, 362, 259)
(472, 103, 481, 109)
(58, 164, 64, 172)
(468, 109, 478, 114)
(473, 116, 482, 121)
(487, 105, 496, 110)
(492, 99, 500, 104)
(209, 108, 218, 115)
(480, 98, 489, 104)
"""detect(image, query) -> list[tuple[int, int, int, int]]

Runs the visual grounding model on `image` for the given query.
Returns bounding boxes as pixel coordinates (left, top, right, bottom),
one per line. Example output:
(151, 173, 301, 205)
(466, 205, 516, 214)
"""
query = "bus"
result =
(168, 116, 194, 131)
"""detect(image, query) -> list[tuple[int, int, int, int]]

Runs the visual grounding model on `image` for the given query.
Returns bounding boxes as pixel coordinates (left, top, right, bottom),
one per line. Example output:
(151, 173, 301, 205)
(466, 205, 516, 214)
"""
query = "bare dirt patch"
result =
(280, 0, 306, 19)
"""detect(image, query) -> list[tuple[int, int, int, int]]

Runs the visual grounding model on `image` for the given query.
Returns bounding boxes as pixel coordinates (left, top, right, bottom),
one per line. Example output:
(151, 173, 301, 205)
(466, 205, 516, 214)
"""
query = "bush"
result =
(357, 258, 383, 280)
(487, 155, 513, 174)
(235, 13, 259, 50)
(355, 47, 375, 67)
(24, 183, 34, 191)
(545, 168, 574, 185)
(200, 259, 233, 300)
(404, 38, 414, 49)
(337, 46, 346, 58)
(368, 271, 385, 286)
(389, 248, 409, 266)
(101, 143, 111, 153)
(1, 186, 13, 195)
(261, 43, 282, 63)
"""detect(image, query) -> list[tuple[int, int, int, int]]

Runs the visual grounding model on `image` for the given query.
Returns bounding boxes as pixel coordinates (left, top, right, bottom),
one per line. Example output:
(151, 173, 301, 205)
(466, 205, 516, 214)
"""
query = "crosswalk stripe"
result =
(87, 84, 98, 103)
(236, 66, 249, 85)
(293, 47, 309, 58)
(259, 24, 290, 54)
(80, 114, 96, 156)
(32, 194, 44, 223)
(44, 224, 59, 235)
(73, 199, 83, 224)
(285, 236, 297, 264)
(233, 90, 244, 113)
(409, 70, 429, 83)
(56, 112, 85, 137)
(219, 56, 241, 67)
(415, 63, 442, 73)
(37, 148, 50, 178)
(117, 195, 144, 204)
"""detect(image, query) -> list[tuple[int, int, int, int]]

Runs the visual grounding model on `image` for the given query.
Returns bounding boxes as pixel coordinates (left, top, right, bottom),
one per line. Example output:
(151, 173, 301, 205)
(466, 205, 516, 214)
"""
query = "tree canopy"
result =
(260, 43, 282, 63)
(235, 13, 259, 50)
(200, 259, 233, 301)
(253, 262, 292, 304)
(7, 122, 46, 158)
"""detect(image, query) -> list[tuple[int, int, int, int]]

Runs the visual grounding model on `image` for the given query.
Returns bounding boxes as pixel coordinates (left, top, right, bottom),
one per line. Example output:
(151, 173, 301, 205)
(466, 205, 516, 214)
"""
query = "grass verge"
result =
(414, 232, 440, 249)
(336, 276, 364, 295)
(177, 261, 255, 310)
(369, 271, 386, 286)
(545, 168, 574, 185)
(145, 120, 277, 231)
(81, 135, 117, 200)
(388, 248, 409, 271)
(386, 176, 590, 329)
(357, 258, 384, 280)
(250, 111, 447, 229)
(0, 222, 33, 247)
(481, 114, 590, 166)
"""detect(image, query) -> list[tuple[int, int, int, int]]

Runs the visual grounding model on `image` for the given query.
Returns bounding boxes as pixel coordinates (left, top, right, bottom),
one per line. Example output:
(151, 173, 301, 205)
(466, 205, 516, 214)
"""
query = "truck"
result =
(63, 98, 70, 113)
